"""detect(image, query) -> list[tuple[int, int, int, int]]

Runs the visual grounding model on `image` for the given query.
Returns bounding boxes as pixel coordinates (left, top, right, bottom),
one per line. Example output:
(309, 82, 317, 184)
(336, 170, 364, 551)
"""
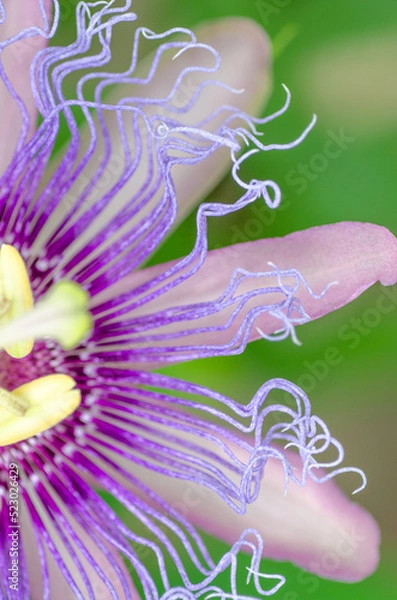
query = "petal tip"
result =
(197, 16, 271, 60)
(256, 452, 381, 584)
(308, 500, 381, 583)
(195, 16, 272, 111)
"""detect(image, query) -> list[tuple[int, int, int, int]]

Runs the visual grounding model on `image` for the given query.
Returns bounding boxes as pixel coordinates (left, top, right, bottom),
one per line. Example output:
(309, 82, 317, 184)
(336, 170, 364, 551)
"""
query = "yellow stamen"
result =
(0, 388, 28, 417)
(0, 374, 81, 446)
(0, 245, 92, 357)
(0, 244, 34, 358)
(0, 247, 90, 442)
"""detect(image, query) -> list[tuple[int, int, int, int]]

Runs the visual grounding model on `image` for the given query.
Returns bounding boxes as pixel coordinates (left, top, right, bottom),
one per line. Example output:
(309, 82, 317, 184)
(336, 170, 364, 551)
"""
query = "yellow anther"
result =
(0, 388, 29, 417)
(0, 374, 81, 446)
(0, 244, 34, 358)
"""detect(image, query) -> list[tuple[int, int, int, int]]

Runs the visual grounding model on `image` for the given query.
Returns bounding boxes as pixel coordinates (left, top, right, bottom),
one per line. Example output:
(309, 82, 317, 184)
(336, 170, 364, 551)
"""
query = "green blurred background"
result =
(59, 1, 397, 597)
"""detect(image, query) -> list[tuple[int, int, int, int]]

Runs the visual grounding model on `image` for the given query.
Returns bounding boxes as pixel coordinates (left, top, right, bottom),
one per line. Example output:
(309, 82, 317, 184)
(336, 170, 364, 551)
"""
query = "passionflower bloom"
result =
(0, 2, 396, 599)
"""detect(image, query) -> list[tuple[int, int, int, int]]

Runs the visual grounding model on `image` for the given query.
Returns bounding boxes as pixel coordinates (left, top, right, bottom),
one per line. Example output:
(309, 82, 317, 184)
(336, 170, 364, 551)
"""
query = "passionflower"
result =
(0, 2, 395, 599)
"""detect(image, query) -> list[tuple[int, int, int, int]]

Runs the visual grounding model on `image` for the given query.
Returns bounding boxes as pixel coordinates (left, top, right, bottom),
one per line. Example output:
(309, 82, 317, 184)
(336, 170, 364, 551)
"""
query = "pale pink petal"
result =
(94, 222, 397, 364)
(124, 445, 380, 583)
(89, 17, 271, 224)
(130, 221, 397, 311)
(21, 496, 137, 599)
(41, 18, 271, 262)
(0, 0, 51, 175)
(169, 17, 272, 224)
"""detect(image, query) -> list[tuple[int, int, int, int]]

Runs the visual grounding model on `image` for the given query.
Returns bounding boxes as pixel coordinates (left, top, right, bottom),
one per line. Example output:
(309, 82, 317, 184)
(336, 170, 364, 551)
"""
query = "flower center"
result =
(0, 244, 92, 446)
(0, 375, 81, 446)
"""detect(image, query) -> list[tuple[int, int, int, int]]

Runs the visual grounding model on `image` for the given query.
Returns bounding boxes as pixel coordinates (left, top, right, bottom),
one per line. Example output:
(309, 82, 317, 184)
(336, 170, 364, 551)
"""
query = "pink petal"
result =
(0, 0, 51, 175)
(21, 497, 137, 599)
(105, 17, 271, 224)
(48, 17, 271, 261)
(126, 445, 380, 583)
(169, 17, 272, 224)
(97, 222, 397, 361)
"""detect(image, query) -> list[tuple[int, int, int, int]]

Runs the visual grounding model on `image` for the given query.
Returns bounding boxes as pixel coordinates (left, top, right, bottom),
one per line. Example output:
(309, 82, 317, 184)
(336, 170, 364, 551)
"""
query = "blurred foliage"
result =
(59, 0, 397, 597)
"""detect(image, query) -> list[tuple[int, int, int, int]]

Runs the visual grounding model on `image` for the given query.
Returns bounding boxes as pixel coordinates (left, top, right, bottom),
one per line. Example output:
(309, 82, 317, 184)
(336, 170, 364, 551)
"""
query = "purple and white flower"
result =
(0, 2, 394, 598)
